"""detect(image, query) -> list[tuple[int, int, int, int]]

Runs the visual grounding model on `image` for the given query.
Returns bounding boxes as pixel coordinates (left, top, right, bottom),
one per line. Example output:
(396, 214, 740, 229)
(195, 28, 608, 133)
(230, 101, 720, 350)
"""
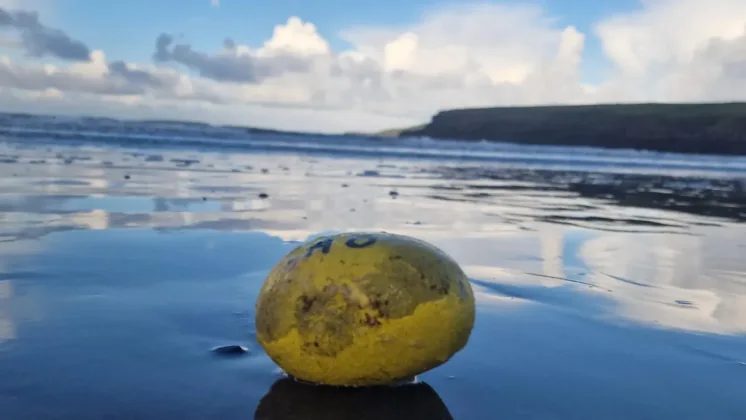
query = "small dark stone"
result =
(261, 168, 269, 174)
(211, 345, 249, 356)
(258, 193, 269, 199)
(389, 190, 399, 198)
(123, 175, 131, 180)
(202, 197, 207, 201)
(341, 183, 349, 188)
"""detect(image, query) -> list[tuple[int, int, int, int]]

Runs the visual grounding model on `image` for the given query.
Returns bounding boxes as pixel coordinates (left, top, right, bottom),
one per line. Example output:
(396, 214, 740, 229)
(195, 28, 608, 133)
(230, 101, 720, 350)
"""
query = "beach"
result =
(1, 118, 746, 419)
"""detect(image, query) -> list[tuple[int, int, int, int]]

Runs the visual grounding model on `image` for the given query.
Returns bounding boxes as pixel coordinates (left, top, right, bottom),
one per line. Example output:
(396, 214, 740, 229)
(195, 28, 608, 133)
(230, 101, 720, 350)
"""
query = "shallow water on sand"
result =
(1, 140, 746, 419)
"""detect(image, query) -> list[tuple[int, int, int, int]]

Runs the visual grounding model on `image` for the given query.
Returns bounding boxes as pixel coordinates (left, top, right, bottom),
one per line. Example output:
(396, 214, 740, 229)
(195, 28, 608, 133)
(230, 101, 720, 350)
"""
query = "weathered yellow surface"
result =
(255, 232, 475, 386)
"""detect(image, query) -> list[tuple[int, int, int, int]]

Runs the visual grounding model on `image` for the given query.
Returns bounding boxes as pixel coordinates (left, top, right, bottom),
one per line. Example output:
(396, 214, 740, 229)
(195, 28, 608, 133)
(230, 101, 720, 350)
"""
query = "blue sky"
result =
(0, 0, 744, 132)
(52, 0, 640, 83)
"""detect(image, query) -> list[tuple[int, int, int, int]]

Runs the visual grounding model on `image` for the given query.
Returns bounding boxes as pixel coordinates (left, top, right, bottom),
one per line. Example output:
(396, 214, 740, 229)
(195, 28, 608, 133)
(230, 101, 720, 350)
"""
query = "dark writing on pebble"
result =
(305, 237, 333, 257)
(345, 234, 377, 249)
(305, 234, 378, 258)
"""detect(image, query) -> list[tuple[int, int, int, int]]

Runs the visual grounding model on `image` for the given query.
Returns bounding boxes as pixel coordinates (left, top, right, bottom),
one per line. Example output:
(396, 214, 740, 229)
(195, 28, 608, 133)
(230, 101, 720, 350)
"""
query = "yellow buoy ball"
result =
(255, 232, 476, 386)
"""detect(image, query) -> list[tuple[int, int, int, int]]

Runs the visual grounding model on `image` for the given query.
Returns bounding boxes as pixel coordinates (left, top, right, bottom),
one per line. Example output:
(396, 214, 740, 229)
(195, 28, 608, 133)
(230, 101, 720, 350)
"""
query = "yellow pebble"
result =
(254, 231, 476, 386)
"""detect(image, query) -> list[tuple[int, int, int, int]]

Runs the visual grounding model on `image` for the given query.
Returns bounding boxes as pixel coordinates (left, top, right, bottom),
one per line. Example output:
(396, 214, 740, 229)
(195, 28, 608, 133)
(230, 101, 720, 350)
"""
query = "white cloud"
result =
(0, 7, 90, 60)
(596, 0, 746, 75)
(657, 30, 746, 103)
(1, 1, 746, 132)
(342, 3, 562, 84)
(260, 17, 330, 57)
(593, 0, 746, 103)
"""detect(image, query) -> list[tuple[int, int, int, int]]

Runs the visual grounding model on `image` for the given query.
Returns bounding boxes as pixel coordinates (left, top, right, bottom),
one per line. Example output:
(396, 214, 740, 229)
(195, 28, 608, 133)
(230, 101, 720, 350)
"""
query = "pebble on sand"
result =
(211, 345, 250, 356)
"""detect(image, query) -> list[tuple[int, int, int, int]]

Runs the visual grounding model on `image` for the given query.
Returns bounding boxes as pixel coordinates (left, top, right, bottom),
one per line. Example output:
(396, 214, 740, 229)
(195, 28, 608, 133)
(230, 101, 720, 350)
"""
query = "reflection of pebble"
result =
(211, 345, 250, 356)
(255, 377, 453, 419)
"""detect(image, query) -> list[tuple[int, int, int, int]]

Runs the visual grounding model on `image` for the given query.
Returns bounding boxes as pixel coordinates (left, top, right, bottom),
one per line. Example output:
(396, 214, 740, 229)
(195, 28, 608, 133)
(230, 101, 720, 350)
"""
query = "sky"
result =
(0, 0, 745, 133)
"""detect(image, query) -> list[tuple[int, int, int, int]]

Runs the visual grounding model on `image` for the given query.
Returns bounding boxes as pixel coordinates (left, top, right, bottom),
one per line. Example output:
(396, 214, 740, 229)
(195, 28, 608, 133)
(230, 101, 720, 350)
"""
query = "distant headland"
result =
(364, 103, 746, 156)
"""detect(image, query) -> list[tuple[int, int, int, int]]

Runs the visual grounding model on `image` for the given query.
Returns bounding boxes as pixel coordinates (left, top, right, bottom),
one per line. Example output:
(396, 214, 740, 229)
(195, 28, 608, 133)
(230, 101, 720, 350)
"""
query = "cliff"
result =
(398, 103, 746, 155)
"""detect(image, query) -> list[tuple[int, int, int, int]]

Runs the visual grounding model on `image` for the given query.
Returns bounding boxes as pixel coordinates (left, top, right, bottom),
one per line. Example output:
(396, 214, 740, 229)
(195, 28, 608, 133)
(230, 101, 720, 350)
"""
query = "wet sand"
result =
(0, 139, 745, 419)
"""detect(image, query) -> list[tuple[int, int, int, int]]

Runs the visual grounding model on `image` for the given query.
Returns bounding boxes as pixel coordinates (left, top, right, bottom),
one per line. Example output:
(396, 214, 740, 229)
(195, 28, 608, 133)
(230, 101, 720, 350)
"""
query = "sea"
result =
(0, 113, 745, 419)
